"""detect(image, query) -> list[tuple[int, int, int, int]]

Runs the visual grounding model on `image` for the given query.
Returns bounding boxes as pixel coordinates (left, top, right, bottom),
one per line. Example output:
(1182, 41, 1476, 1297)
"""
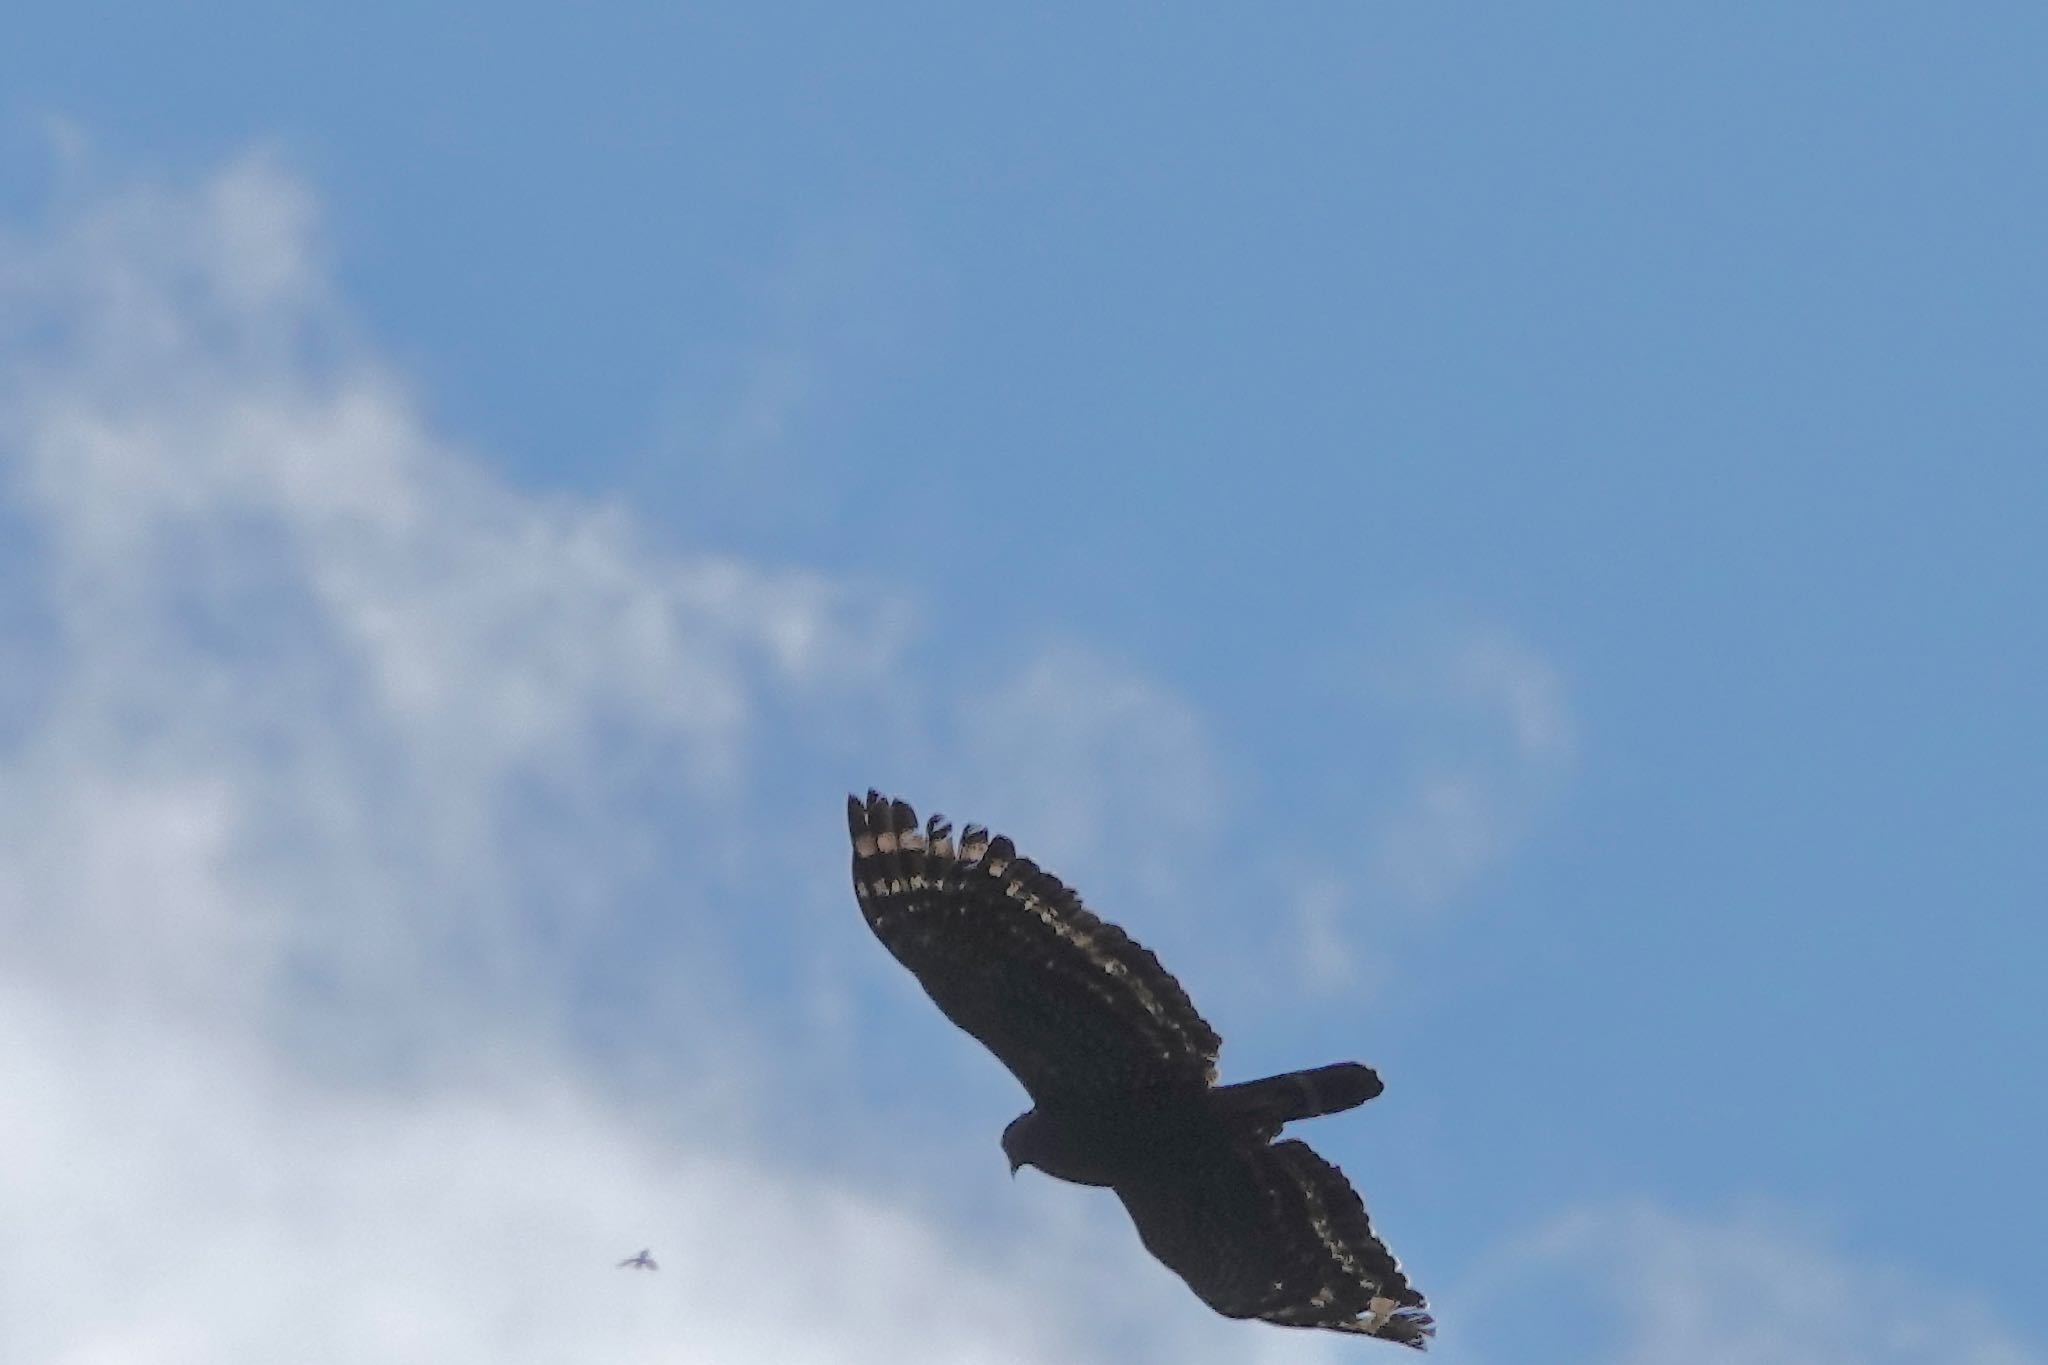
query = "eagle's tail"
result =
(1214, 1063, 1383, 1136)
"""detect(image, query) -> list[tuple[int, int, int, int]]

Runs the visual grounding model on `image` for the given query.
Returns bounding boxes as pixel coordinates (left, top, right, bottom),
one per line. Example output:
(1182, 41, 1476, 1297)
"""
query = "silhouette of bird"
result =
(848, 791, 1431, 1347)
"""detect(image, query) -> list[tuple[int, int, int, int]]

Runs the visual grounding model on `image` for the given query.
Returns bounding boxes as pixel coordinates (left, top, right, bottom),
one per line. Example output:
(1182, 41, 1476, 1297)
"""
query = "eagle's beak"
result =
(1007, 1155, 1023, 1179)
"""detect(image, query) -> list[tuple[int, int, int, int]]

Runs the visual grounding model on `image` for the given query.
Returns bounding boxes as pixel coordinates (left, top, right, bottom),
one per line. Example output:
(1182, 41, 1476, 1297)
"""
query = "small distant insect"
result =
(617, 1248, 658, 1271)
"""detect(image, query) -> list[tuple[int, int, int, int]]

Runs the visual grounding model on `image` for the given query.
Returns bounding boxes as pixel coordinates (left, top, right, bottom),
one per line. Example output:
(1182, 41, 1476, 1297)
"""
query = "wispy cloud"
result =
(1281, 621, 1575, 995)
(1, 983, 1106, 1365)
(1453, 1201, 2042, 1365)
(643, 216, 923, 534)
(0, 152, 908, 1059)
(0, 150, 1338, 1365)
(1366, 623, 1575, 912)
(946, 641, 1228, 904)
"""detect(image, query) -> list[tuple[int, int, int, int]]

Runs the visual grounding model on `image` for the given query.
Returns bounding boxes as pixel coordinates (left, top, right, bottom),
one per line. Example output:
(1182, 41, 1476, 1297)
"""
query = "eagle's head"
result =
(1000, 1110, 1040, 1177)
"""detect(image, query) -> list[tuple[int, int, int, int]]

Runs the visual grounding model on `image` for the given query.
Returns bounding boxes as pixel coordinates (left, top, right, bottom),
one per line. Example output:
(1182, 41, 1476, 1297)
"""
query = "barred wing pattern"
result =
(1116, 1139, 1434, 1347)
(848, 792, 1220, 1104)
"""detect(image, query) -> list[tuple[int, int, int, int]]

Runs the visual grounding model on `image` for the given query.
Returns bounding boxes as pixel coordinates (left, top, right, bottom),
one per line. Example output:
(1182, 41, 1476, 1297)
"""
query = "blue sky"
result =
(2, 7, 2043, 1363)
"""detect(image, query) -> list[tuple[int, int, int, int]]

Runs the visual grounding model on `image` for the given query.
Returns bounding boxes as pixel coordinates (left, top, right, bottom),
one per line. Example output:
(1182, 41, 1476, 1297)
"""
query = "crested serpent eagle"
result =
(847, 791, 1433, 1348)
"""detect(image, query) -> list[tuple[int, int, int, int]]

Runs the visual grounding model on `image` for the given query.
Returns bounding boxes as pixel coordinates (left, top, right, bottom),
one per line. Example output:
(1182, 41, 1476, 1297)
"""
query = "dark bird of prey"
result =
(847, 791, 1432, 1348)
(617, 1249, 658, 1271)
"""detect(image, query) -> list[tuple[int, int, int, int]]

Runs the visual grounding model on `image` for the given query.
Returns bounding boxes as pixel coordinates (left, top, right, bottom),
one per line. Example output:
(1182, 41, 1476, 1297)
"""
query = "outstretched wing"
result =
(848, 791, 1219, 1105)
(1114, 1136, 1433, 1348)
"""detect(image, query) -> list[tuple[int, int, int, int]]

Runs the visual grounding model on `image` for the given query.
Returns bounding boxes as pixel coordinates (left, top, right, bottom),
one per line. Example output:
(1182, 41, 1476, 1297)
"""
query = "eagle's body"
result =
(1003, 1091, 1204, 1188)
(848, 791, 1433, 1348)
(1003, 1061, 1386, 1187)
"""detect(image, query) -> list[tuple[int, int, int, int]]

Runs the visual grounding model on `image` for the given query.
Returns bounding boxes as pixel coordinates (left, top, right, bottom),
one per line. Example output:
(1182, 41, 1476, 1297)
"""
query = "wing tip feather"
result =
(1359, 1296, 1435, 1349)
(847, 792, 877, 856)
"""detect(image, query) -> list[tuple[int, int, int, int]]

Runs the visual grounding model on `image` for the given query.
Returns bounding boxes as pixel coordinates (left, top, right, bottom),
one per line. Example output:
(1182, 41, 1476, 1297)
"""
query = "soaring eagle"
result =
(847, 791, 1433, 1347)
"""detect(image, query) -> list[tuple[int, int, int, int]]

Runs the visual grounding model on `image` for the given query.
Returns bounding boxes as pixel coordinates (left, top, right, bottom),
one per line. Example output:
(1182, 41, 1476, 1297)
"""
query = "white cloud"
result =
(1290, 873, 1359, 997)
(1367, 623, 1575, 912)
(1279, 622, 1575, 995)
(1455, 1202, 2042, 1365)
(0, 983, 1095, 1365)
(642, 216, 921, 535)
(944, 641, 1228, 908)
(0, 150, 1336, 1365)
(0, 151, 911, 1047)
